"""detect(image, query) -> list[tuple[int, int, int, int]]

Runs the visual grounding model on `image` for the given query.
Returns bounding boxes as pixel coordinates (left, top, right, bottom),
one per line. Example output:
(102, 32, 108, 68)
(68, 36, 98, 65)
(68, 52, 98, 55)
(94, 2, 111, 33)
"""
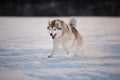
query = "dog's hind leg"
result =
(63, 44, 69, 55)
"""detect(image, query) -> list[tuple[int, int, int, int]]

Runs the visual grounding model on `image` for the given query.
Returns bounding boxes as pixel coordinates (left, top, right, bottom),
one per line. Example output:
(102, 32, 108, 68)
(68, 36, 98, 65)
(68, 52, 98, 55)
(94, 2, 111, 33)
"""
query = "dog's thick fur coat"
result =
(47, 18, 84, 58)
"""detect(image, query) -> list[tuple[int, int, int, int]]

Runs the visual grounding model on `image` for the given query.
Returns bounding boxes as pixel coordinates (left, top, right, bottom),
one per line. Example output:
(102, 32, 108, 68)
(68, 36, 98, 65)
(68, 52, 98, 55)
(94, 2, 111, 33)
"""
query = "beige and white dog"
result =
(47, 18, 84, 58)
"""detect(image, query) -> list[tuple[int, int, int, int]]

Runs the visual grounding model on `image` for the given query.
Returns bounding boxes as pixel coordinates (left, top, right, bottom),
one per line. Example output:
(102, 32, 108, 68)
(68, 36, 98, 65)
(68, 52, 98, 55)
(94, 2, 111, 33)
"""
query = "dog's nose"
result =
(50, 33, 52, 36)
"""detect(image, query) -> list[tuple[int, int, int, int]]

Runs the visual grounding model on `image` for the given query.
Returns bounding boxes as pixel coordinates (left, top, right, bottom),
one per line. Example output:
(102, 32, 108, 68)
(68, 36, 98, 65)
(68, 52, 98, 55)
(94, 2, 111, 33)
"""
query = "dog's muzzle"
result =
(50, 33, 57, 39)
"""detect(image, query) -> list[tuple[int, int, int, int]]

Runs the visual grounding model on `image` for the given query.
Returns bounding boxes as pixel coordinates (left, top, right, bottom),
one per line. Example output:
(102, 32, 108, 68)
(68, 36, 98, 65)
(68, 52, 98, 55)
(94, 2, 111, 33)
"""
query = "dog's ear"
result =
(55, 21, 59, 26)
(48, 21, 51, 25)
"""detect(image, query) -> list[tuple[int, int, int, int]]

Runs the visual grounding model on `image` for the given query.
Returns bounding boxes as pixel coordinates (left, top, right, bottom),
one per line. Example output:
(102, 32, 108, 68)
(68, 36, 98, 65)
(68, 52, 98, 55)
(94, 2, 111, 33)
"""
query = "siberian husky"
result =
(47, 18, 84, 58)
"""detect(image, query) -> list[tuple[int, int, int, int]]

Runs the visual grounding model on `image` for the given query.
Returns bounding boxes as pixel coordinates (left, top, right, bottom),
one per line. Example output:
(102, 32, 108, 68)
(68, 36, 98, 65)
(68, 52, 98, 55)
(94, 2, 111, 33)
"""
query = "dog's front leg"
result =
(48, 41, 59, 58)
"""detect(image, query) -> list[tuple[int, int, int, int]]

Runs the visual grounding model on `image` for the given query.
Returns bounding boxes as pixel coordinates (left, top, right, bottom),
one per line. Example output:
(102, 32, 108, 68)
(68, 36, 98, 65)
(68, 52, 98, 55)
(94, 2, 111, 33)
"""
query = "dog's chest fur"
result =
(56, 33, 73, 48)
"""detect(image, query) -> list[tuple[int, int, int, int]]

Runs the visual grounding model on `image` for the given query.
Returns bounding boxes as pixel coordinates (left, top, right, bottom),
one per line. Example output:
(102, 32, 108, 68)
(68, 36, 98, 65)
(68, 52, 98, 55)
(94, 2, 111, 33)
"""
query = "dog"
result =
(47, 18, 84, 58)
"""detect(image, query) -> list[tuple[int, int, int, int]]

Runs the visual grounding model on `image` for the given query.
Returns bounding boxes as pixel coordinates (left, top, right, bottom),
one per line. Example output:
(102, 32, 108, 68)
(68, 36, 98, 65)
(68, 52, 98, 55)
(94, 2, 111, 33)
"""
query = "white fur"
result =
(47, 18, 84, 58)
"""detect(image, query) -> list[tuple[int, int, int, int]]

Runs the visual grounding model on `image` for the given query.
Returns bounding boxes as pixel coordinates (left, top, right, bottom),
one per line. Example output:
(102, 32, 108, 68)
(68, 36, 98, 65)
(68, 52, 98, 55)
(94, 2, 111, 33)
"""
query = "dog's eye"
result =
(58, 28, 61, 30)
(48, 28, 52, 30)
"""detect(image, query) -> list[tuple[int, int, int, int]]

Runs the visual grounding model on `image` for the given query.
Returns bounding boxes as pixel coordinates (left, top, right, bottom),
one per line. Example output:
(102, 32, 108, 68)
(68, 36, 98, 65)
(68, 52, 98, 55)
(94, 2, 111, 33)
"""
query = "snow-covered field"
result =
(0, 17, 120, 80)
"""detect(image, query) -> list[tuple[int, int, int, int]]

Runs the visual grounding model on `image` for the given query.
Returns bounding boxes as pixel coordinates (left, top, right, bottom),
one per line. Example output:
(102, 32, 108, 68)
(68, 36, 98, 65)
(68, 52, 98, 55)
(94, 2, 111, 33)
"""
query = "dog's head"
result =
(47, 20, 63, 39)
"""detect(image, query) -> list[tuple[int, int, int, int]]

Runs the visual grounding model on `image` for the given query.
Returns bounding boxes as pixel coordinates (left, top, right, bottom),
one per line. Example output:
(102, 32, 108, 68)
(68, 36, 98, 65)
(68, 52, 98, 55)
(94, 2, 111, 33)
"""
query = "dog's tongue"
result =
(52, 34, 56, 39)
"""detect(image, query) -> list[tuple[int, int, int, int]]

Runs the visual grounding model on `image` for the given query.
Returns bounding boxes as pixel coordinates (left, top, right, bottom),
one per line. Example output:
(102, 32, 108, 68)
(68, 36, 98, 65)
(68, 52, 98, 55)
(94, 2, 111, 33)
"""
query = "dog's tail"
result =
(69, 18, 76, 28)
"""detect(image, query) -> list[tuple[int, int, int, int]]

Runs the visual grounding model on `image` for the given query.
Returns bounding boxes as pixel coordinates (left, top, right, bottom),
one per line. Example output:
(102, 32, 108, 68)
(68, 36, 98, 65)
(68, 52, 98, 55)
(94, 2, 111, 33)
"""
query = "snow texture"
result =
(0, 17, 120, 80)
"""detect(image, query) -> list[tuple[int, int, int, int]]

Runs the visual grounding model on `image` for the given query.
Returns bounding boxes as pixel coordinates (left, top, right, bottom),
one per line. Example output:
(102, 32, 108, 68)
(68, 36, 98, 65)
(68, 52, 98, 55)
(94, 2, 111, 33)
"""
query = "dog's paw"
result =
(65, 54, 72, 58)
(65, 53, 76, 58)
(48, 55, 52, 58)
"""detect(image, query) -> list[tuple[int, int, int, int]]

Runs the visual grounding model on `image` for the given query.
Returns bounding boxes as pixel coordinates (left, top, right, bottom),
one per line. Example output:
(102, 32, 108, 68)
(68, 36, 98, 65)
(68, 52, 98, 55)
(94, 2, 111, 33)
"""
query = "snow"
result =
(0, 17, 120, 80)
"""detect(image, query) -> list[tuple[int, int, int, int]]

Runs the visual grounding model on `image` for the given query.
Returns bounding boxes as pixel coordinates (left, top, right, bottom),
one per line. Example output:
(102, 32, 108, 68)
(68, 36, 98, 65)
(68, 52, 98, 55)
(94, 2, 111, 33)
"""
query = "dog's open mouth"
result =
(51, 34, 57, 39)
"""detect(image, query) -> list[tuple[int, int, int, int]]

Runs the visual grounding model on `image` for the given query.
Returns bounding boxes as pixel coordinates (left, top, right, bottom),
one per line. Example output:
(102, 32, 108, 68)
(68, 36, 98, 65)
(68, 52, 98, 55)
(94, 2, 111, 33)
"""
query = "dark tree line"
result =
(0, 0, 119, 16)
